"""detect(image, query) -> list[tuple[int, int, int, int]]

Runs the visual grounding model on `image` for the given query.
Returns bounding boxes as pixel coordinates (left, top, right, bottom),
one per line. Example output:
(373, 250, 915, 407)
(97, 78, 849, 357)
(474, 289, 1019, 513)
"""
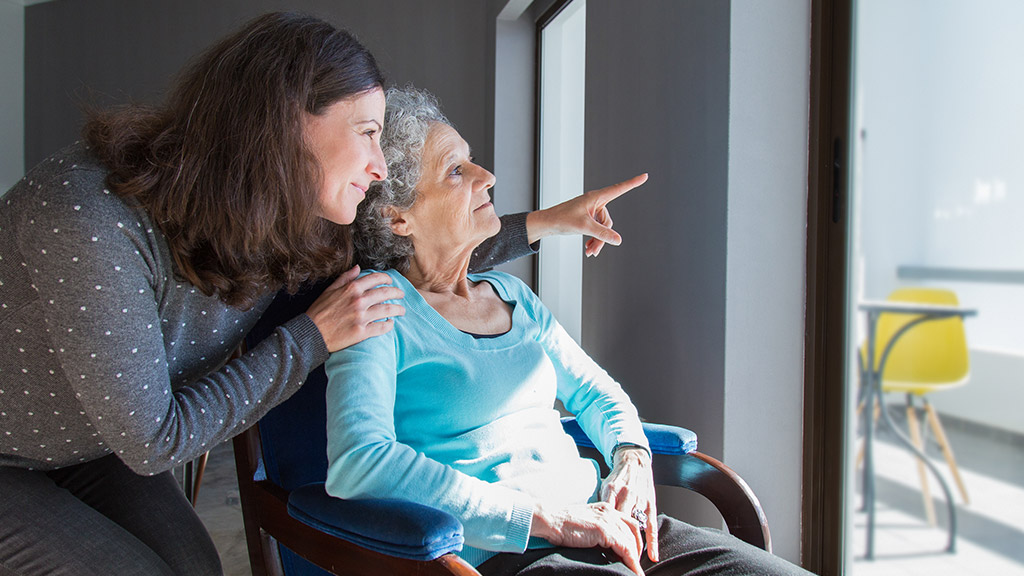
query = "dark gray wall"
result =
(25, 0, 737, 531)
(25, 0, 492, 172)
(582, 1, 730, 527)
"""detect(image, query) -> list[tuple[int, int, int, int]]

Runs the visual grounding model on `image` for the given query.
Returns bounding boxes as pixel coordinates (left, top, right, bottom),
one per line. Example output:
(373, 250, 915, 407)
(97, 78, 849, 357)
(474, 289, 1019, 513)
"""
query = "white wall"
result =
(0, 0, 24, 194)
(725, 0, 810, 564)
(856, 0, 1024, 433)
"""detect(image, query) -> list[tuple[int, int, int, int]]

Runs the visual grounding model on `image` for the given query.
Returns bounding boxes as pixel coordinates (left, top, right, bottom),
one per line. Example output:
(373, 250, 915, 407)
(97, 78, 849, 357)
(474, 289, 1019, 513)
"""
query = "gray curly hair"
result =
(353, 87, 451, 272)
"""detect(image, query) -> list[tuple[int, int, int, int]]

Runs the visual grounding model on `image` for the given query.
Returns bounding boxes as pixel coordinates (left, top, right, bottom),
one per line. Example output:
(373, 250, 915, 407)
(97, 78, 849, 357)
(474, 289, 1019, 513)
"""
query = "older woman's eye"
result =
(363, 129, 378, 138)
(449, 165, 463, 177)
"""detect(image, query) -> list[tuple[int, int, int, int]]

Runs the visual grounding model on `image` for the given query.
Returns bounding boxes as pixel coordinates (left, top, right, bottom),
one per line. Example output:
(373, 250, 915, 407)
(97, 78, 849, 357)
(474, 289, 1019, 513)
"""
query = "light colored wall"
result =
(856, 0, 1024, 433)
(0, 0, 24, 194)
(929, 349, 1024, 435)
(725, 0, 809, 563)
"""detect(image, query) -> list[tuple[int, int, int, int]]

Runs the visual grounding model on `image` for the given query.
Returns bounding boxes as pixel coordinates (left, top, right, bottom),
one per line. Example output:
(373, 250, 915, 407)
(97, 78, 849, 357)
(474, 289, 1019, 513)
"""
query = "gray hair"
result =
(353, 87, 451, 271)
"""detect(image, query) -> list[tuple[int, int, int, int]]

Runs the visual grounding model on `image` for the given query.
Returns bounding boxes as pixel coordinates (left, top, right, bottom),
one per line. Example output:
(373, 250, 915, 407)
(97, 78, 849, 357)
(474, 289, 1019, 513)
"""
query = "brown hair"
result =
(83, 12, 385, 309)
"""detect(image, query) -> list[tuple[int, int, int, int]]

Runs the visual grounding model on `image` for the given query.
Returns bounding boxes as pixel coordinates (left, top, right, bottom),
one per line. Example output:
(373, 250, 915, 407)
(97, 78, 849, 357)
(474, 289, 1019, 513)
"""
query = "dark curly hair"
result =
(83, 12, 385, 308)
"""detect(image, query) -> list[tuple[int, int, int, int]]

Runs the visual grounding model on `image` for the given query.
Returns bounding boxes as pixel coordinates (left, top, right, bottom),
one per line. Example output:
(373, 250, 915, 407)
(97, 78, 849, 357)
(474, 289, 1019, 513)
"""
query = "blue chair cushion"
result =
(560, 417, 698, 456)
(287, 483, 465, 561)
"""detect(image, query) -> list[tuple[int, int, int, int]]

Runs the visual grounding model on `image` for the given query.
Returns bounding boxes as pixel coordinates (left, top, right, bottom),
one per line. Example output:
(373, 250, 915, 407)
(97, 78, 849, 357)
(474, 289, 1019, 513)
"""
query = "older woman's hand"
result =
(526, 173, 648, 257)
(305, 266, 406, 352)
(531, 501, 647, 575)
(601, 446, 659, 562)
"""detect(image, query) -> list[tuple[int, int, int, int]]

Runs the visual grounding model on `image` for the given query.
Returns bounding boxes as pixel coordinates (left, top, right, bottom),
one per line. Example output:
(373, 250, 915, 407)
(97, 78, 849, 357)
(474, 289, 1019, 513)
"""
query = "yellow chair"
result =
(865, 287, 971, 524)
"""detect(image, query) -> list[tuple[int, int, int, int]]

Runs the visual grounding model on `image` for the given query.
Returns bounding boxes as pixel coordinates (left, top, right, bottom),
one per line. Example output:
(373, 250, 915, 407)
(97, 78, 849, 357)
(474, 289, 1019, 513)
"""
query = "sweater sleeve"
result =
(510, 276, 649, 467)
(324, 333, 534, 554)
(469, 212, 537, 273)
(18, 183, 328, 475)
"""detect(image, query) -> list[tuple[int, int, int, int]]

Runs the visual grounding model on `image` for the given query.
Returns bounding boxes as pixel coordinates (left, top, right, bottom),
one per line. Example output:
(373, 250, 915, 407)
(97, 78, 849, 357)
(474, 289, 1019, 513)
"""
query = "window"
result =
(537, 0, 586, 343)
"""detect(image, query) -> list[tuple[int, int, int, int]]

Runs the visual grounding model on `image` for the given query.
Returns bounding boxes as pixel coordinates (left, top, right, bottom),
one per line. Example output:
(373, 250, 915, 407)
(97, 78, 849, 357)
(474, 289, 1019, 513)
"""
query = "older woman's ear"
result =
(385, 206, 412, 237)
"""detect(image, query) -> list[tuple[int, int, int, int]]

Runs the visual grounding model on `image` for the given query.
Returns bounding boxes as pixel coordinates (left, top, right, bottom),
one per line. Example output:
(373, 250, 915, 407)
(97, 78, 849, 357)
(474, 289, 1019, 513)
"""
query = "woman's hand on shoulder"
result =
(530, 502, 646, 575)
(305, 266, 406, 352)
(601, 446, 659, 562)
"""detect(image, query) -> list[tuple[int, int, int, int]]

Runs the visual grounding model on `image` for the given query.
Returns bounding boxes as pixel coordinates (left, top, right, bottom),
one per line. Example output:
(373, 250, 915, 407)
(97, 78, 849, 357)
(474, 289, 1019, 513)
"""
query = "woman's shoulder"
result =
(469, 270, 536, 302)
(6, 142, 136, 224)
(360, 268, 410, 288)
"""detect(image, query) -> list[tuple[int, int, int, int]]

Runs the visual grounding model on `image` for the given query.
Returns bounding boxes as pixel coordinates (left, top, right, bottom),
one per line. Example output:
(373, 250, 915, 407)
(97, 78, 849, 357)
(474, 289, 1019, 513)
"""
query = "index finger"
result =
(349, 271, 397, 292)
(608, 520, 646, 576)
(590, 173, 649, 205)
(646, 501, 659, 562)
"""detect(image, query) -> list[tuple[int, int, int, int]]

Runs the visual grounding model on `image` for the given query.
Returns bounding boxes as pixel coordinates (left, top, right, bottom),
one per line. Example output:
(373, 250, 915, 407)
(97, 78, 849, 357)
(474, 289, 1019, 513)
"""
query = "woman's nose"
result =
(478, 166, 496, 190)
(369, 142, 388, 181)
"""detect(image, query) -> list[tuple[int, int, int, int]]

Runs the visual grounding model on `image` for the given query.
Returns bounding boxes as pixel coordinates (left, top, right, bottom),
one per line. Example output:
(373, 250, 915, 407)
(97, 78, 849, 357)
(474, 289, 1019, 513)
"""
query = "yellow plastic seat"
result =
(863, 287, 971, 524)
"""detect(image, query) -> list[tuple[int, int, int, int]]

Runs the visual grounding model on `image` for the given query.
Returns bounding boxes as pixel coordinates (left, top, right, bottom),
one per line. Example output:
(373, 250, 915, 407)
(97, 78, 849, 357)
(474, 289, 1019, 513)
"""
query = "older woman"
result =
(324, 88, 810, 576)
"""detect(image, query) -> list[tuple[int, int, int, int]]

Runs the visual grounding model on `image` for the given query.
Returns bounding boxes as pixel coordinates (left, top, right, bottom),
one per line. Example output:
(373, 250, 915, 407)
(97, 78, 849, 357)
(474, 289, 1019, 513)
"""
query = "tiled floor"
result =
(851, 409, 1024, 576)
(193, 409, 1024, 576)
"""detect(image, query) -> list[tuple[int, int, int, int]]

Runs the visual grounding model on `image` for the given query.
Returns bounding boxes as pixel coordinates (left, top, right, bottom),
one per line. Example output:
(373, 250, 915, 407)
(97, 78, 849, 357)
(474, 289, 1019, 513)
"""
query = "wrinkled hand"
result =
(527, 173, 648, 256)
(305, 266, 406, 352)
(601, 446, 659, 562)
(531, 501, 646, 575)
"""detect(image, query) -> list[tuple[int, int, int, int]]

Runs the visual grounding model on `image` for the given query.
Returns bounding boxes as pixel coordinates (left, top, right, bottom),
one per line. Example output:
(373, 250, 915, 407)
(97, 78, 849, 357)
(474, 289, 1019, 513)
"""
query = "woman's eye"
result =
(449, 165, 463, 177)
(364, 129, 377, 138)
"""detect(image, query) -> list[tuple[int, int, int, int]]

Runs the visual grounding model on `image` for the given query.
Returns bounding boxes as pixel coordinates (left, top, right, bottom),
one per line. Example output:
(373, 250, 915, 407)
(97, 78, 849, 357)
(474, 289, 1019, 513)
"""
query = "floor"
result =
(192, 409, 1024, 576)
(850, 407, 1024, 576)
(190, 441, 250, 576)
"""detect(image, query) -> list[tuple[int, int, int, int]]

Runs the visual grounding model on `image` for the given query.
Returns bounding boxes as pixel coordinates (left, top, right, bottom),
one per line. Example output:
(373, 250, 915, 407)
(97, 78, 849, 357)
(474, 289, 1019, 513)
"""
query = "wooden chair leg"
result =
(905, 395, 936, 525)
(924, 400, 970, 505)
(191, 451, 210, 507)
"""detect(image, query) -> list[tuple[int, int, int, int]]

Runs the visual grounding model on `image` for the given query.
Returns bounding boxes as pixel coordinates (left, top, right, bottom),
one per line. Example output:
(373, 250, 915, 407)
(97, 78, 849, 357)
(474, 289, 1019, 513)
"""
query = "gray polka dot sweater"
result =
(0, 143, 534, 475)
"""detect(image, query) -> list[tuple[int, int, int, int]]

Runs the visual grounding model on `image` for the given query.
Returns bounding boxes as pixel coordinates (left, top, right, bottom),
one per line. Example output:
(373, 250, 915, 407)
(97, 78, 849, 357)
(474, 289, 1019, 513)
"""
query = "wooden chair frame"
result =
(234, 424, 771, 576)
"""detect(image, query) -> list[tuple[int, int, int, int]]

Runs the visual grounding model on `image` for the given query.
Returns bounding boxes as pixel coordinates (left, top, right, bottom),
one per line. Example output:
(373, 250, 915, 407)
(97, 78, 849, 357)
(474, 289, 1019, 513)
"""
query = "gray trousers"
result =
(0, 454, 221, 576)
(478, 515, 813, 576)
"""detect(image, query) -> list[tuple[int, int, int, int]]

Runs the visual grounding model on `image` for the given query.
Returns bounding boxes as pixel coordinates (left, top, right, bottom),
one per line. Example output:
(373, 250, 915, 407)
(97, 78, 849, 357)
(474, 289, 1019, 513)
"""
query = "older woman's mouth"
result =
(474, 201, 494, 213)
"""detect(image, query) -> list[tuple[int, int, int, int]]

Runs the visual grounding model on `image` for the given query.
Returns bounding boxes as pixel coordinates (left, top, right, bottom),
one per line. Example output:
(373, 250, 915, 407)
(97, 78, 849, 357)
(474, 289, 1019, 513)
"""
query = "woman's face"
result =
(399, 123, 500, 252)
(306, 87, 387, 226)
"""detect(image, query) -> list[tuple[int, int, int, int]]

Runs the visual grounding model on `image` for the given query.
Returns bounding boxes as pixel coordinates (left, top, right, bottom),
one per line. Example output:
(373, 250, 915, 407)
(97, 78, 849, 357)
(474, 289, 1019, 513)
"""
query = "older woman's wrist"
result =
(612, 444, 651, 467)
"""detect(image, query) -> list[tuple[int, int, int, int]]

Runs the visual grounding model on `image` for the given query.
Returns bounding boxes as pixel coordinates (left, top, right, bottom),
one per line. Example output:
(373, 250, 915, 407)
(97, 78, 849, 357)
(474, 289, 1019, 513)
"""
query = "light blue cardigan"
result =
(324, 269, 649, 566)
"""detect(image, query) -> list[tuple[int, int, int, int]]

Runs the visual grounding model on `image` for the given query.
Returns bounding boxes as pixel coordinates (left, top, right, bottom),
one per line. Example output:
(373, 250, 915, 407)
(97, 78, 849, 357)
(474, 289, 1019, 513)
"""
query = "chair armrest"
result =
(560, 417, 771, 552)
(560, 417, 698, 455)
(287, 483, 465, 562)
(651, 451, 772, 552)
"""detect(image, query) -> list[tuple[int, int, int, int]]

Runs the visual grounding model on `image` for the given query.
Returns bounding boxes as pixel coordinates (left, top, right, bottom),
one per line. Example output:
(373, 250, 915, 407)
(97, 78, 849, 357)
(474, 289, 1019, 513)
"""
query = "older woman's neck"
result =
(404, 252, 475, 296)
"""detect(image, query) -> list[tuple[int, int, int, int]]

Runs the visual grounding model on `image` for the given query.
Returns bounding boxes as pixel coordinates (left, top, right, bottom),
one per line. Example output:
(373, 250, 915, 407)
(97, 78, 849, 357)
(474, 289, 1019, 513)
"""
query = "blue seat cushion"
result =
(560, 417, 698, 455)
(287, 483, 465, 561)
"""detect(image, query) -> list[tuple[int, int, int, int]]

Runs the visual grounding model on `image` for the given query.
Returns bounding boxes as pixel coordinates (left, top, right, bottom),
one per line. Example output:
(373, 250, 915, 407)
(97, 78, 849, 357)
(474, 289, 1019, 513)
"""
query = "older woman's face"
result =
(400, 123, 499, 250)
(306, 87, 388, 226)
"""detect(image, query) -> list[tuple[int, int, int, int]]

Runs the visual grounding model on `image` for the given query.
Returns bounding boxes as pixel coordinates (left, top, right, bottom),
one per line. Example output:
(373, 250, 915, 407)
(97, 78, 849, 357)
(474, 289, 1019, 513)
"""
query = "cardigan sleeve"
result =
(469, 212, 537, 273)
(324, 332, 534, 554)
